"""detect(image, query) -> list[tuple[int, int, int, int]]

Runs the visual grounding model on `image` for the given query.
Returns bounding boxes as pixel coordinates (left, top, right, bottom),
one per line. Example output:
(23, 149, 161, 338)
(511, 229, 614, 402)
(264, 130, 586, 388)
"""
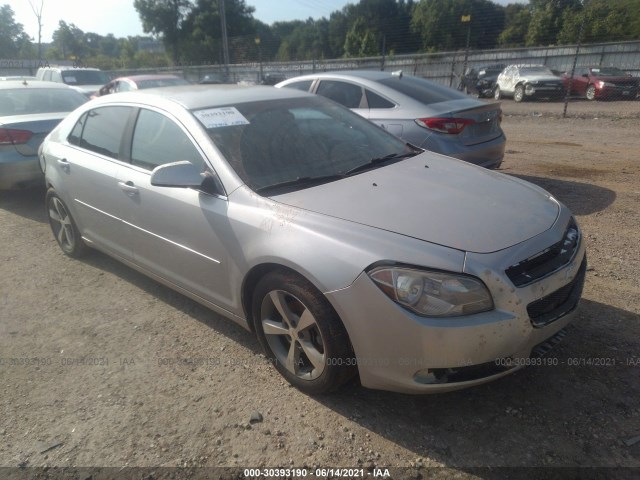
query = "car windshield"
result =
(590, 67, 626, 77)
(0, 88, 87, 116)
(376, 75, 467, 104)
(194, 96, 412, 193)
(62, 70, 110, 85)
(135, 78, 190, 89)
(520, 67, 555, 75)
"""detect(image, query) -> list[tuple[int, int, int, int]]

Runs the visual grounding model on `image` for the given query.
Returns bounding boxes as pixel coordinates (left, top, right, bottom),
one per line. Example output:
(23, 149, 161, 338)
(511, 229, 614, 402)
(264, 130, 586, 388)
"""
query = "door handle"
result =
(118, 181, 139, 196)
(56, 158, 70, 172)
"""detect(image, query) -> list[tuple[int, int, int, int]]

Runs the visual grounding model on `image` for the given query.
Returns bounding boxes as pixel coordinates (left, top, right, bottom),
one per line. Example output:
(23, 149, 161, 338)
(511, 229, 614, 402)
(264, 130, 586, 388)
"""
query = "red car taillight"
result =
(0, 128, 33, 145)
(415, 117, 475, 134)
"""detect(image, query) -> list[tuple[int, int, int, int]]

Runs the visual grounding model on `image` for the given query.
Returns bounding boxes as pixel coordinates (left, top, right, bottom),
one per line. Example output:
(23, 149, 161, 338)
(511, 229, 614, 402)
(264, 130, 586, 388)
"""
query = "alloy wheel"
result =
(48, 197, 76, 253)
(260, 290, 326, 380)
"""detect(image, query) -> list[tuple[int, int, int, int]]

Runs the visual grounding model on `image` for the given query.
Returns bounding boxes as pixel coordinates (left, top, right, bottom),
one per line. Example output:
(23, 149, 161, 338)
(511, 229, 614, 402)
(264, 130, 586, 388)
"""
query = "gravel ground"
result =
(1, 99, 639, 479)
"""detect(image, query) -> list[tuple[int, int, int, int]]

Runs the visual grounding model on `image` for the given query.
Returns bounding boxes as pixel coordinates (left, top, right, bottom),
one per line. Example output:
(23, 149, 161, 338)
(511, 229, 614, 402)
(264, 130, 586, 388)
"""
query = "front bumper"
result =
(524, 84, 564, 99)
(326, 212, 586, 394)
(597, 85, 639, 99)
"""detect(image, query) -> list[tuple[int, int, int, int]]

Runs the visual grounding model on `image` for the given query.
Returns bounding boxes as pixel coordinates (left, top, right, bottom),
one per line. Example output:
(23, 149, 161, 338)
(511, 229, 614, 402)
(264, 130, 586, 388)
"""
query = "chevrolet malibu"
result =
(40, 86, 586, 394)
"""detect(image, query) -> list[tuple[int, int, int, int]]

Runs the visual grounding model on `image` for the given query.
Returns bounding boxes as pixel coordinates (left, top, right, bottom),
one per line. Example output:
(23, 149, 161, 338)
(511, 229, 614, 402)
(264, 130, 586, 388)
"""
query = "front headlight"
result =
(529, 80, 539, 85)
(368, 267, 494, 317)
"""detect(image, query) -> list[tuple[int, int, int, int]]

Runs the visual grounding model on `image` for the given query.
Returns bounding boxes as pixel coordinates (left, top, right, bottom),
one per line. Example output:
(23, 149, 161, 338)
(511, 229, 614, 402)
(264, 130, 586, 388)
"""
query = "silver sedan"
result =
(0, 80, 87, 189)
(276, 70, 506, 169)
(40, 85, 585, 394)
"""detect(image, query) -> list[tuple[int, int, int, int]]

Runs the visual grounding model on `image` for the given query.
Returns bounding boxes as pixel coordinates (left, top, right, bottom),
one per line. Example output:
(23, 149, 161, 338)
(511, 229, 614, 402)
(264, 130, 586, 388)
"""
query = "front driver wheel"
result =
(46, 189, 88, 258)
(514, 84, 525, 102)
(586, 84, 596, 101)
(253, 270, 356, 394)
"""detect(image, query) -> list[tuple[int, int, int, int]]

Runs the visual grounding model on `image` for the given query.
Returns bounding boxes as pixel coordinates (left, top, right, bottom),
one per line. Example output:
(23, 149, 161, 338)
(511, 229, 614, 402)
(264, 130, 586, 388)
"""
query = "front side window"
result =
(76, 106, 132, 159)
(316, 80, 364, 108)
(131, 109, 205, 171)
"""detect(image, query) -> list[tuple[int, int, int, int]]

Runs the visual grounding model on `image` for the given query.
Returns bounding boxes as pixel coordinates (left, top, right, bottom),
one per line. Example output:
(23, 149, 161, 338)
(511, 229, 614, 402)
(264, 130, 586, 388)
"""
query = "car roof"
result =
(91, 84, 312, 111)
(0, 80, 78, 90)
(285, 70, 404, 82)
(115, 74, 183, 82)
(38, 66, 101, 71)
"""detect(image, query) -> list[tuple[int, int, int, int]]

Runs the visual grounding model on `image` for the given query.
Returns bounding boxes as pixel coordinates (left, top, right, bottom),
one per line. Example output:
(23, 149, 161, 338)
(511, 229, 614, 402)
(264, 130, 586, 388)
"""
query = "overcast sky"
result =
(10, 0, 522, 44)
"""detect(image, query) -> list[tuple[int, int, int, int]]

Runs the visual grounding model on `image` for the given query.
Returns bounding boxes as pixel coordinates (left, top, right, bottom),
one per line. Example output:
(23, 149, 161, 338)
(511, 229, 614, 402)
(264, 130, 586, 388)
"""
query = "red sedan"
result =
(563, 66, 639, 101)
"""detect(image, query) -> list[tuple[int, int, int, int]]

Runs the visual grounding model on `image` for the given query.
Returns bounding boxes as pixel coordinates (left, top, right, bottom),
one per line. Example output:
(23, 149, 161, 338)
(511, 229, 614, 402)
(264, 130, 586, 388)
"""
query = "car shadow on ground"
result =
(508, 174, 616, 215)
(80, 251, 262, 352)
(312, 298, 639, 471)
(0, 186, 47, 223)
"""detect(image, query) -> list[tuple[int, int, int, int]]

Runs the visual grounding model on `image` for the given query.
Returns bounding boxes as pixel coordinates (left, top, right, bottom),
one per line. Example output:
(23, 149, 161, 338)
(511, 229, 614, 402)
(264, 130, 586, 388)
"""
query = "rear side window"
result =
(316, 80, 364, 108)
(282, 80, 313, 92)
(377, 76, 467, 105)
(365, 89, 395, 109)
(76, 106, 131, 159)
(130, 109, 204, 171)
(68, 112, 87, 146)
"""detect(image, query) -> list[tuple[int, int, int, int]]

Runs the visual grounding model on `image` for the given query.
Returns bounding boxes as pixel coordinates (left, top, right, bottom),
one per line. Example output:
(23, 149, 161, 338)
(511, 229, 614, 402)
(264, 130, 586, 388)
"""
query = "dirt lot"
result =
(1, 99, 639, 478)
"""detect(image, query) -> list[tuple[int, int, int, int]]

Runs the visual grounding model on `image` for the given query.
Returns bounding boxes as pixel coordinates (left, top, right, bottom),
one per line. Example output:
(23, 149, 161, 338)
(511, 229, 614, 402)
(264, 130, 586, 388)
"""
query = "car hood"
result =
(591, 75, 638, 84)
(69, 84, 103, 96)
(522, 74, 562, 82)
(273, 154, 560, 254)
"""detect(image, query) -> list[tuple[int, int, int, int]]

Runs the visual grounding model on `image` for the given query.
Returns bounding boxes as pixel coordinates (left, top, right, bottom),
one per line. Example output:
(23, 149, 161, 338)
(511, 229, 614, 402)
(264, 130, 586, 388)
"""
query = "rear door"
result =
(52, 106, 136, 259)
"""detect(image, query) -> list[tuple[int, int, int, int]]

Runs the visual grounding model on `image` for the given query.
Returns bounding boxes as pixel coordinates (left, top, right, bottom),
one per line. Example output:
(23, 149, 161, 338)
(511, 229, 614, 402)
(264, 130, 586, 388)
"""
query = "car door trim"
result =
(74, 198, 221, 265)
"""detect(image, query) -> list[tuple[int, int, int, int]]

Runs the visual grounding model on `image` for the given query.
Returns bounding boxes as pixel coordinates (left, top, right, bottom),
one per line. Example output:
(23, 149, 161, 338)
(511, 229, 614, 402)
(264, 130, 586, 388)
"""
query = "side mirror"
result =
(151, 161, 205, 188)
(151, 161, 225, 196)
(582, 73, 589, 78)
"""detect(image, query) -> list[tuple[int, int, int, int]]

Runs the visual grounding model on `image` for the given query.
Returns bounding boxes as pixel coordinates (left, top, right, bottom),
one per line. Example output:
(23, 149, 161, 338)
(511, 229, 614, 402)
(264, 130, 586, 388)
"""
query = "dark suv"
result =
(459, 64, 506, 98)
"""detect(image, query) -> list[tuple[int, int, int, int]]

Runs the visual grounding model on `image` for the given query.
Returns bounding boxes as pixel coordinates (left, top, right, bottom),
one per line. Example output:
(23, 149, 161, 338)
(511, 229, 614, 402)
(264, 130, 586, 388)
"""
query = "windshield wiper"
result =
(344, 150, 420, 176)
(254, 174, 344, 195)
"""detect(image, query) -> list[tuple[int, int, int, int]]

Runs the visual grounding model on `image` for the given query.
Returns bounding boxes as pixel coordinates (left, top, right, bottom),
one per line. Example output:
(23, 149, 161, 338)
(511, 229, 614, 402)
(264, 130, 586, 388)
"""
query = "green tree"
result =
(558, 0, 640, 44)
(412, 0, 505, 51)
(525, 0, 581, 46)
(499, 3, 531, 47)
(134, 0, 193, 62)
(52, 21, 87, 59)
(0, 4, 31, 59)
(344, 17, 378, 57)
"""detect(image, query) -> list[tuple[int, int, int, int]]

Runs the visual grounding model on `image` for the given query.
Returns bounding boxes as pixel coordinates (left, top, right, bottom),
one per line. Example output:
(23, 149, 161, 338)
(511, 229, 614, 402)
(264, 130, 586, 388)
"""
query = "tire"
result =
(493, 86, 501, 100)
(252, 270, 356, 394)
(586, 84, 596, 101)
(514, 84, 525, 103)
(46, 189, 88, 258)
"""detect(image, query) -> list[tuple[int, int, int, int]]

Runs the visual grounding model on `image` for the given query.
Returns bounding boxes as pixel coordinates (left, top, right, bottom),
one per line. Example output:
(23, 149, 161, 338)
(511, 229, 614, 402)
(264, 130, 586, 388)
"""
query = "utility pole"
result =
(461, 14, 471, 91)
(219, 0, 230, 79)
(563, 3, 586, 118)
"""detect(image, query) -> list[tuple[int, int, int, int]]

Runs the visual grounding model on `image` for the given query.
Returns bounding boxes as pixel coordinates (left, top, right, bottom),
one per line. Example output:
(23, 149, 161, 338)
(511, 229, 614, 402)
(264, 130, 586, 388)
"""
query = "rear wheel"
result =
(493, 86, 501, 100)
(586, 84, 596, 101)
(514, 84, 525, 102)
(46, 189, 88, 258)
(252, 270, 355, 394)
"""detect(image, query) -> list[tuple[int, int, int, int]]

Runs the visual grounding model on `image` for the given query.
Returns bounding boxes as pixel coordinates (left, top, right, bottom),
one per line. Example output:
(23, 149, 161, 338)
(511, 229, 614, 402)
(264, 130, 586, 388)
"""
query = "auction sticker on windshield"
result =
(194, 107, 250, 128)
